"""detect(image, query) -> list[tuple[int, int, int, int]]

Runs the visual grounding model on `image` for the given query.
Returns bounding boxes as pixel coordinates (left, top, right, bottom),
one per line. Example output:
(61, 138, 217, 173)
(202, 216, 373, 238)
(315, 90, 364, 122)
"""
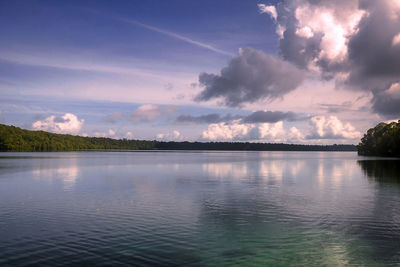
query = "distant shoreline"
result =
(0, 124, 357, 152)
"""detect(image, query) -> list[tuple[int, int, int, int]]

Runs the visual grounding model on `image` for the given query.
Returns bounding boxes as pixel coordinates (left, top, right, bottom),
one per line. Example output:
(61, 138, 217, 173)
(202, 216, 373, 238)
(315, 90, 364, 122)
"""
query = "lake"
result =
(0, 151, 400, 266)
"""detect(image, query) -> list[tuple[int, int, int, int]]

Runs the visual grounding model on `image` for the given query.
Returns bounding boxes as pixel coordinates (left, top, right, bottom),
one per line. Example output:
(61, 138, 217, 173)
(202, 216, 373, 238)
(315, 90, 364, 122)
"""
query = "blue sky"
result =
(1, 0, 399, 143)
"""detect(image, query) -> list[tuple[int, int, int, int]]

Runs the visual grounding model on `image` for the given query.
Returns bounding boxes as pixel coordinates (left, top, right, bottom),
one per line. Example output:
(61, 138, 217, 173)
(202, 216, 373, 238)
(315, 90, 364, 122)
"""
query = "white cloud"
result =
(392, 33, 400, 46)
(307, 116, 361, 140)
(131, 104, 177, 123)
(173, 130, 181, 138)
(108, 129, 116, 137)
(201, 120, 287, 142)
(288, 127, 305, 142)
(295, 26, 314, 39)
(201, 116, 361, 143)
(32, 113, 84, 134)
(258, 4, 277, 20)
(294, 3, 365, 62)
(125, 131, 134, 139)
(93, 132, 107, 138)
(156, 130, 182, 141)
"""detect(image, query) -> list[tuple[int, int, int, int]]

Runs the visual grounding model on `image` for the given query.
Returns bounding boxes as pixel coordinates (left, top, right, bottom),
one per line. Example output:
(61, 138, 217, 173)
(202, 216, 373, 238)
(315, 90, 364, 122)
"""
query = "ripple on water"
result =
(0, 152, 400, 265)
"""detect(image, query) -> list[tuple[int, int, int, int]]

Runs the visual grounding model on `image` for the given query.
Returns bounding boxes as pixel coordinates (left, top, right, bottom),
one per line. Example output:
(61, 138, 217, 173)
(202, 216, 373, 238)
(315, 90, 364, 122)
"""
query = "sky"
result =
(1, 0, 399, 144)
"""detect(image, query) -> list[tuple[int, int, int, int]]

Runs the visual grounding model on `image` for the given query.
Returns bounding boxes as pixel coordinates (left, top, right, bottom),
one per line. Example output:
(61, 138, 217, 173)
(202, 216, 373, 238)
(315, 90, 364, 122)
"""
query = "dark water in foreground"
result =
(0, 151, 400, 266)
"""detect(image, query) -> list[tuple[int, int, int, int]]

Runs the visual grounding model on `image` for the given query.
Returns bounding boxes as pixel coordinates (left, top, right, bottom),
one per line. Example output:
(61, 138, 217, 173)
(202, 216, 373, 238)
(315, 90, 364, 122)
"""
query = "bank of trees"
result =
(0, 124, 155, 151)
(0, 124, 356, 152)
(357, 121, 400, 157)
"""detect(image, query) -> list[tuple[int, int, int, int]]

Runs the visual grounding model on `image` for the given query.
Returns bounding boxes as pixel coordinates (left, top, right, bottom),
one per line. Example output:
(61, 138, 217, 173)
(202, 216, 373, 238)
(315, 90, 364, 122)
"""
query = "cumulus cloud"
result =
(32, 113, 84, 134)
(88, 129, 133, 139)
(195, 48, 305, 107)
(306, 115, 361, 140)
(156, 130, 181, 141)
(258, 4, 277, 20)
(288, 126, 305, 141)
(261, 0, 400, 116)
(131, 104, 177, 123)
(125, 131, 134, 139)
(200, 115, 360, 143)
(201, 120, 287, 142)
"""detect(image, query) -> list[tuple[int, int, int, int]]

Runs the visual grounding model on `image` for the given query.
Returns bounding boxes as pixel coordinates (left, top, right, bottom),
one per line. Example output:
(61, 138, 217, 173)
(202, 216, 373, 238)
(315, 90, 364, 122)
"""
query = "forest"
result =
(0, 124, 356, 152)
(357, 120, 400, 157)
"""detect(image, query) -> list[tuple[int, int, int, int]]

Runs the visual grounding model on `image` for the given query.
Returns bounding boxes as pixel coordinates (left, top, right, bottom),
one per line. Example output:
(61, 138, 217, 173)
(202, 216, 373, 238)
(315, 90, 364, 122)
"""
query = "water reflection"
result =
(202, 162, 248, 179)
(32, 165, 79, 189)
(358, 160, 400, 183)
(1, 152, 400, 265)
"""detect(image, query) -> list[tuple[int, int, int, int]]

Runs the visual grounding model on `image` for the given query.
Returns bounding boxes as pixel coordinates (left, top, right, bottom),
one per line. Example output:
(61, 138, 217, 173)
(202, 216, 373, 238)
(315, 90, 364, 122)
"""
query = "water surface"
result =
(0, 151, 400, 266)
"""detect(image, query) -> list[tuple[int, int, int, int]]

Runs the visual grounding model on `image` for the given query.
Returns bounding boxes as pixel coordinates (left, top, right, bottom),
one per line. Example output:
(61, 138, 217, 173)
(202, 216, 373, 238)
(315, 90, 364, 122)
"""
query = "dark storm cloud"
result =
(345, 1, 400, 116)
(194, 48, 305, 107)
(371, 87, 400, 118)
(278, 24, 323, 70)
(175, 110, 307, 124)
(270, 0, 400, 116)
(242, 110, 307, 123)
(345, 2, 400, 89)
(175, 113, 241, 124)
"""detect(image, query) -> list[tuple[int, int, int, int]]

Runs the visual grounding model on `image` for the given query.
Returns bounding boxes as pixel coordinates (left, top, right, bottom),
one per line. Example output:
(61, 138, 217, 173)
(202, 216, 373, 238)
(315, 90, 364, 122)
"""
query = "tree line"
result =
(0, 124, 356, 152)
(357, 120, 400, 157)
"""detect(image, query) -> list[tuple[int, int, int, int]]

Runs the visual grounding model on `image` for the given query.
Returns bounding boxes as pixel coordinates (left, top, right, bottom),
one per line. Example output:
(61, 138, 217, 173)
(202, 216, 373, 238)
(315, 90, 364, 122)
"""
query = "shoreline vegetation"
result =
(0, 124, 357, 152)
(357, 120, 400, 157)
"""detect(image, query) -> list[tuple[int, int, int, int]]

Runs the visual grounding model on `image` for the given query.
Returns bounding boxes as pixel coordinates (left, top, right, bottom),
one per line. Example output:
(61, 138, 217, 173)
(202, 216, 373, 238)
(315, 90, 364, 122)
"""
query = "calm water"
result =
(0, 151, 400, 266)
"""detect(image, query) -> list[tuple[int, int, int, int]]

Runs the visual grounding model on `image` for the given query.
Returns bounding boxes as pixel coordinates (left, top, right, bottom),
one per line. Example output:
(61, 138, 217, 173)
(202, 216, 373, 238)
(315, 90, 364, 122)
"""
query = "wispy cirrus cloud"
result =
(0, 51, 182, 80)
(118, 18, 234, 57)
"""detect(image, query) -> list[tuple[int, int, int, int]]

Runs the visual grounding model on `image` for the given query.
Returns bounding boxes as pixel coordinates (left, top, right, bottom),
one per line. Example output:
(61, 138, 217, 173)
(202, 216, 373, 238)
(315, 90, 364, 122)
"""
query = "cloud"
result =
(164, 83, 174, 91)
(201, 120, 287, 142)
(103, 112, 124, 123)
(32, 113, 84, 134)
(175, 113, 242, 124)
(306, 115, 361, 140)
(131, 104, 177, 123)
(175, 110, 307, 124)
(201, 115, 360, 143)
(125, 131, 134, 139)
(318, 102, 354, 113)
(263, 0, 400, 116)
(242, 110, 307, 123)
(392, 33, 400, 46)
(86, 129, 133, 139)
(118, 18, 234, 57)
(0, 52, 179, 81)
(194, 48, 305, 107)
(270, 0, 365, 70)
(371, 82, 400, 118)
(156, 130, 181, 141)
(108, 129, 116, 137)
(258, 4, 277, 20)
